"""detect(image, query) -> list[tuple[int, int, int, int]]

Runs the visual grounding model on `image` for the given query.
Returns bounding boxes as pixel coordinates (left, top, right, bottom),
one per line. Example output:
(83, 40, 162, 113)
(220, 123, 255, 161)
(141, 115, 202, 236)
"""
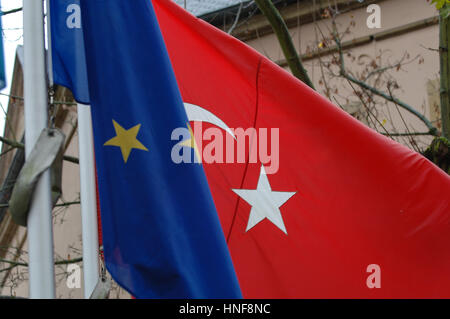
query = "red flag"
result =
(153, 0, 450, 298)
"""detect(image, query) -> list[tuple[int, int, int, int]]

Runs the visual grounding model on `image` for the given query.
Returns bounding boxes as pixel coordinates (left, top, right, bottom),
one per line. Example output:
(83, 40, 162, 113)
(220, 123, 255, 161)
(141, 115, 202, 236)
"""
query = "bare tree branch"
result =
(254, 0, 315, 89)
(0, 257, 83, 274)
(0, 201, 80, 209)
(1, 8, 22, 17)
(331, 19, 439, 136)
(0, 136, 79, 164)
(0, 93, 77, 106)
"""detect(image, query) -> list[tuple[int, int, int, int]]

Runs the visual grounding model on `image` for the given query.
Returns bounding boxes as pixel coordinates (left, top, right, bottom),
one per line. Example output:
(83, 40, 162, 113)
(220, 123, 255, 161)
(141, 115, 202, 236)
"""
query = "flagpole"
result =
(23, 0, 55, 298)
(77, 103, 100, 298)
(45, 0, 100, 297)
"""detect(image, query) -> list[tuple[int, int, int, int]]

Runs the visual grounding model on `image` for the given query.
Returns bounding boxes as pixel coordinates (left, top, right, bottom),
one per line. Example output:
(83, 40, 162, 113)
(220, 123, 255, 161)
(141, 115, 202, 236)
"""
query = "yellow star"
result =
(178, 123, 201, 163)
(104, 120, 148, 163)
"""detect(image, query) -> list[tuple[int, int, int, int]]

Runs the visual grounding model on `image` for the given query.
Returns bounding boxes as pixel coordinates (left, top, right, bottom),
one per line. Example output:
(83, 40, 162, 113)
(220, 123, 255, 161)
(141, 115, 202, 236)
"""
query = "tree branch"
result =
(0, 201, 80, 209)
(439, 10, 450, 139)
(331, 20, 439, 136)
(0, 257, 83, 273)
(0, 93, 77, 106)
(0, 136, 79, 164)
(254, 0, 315, 89)
(381, 132, 433, 137)
(1, 8, 22, 17)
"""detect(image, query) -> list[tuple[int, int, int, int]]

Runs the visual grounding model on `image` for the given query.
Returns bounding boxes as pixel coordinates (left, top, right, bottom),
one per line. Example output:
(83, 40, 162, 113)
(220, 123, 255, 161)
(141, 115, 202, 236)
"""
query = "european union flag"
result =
(51, 0, 241, 298)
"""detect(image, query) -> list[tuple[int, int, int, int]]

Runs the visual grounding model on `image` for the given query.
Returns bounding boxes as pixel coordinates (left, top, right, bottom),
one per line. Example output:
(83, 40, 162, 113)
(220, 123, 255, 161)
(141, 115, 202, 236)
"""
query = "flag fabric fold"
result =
(52, 0, 242, 298)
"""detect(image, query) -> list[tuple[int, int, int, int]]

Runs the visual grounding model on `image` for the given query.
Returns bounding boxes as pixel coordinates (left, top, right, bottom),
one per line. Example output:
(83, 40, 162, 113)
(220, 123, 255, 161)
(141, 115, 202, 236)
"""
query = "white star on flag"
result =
(232, 165, 296, 235)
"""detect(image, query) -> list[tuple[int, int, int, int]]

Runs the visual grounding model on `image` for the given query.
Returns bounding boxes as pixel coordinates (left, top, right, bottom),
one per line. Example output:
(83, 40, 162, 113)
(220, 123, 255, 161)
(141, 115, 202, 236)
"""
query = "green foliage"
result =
(423, 137, 450, 174)
(431, 0, 450, 18)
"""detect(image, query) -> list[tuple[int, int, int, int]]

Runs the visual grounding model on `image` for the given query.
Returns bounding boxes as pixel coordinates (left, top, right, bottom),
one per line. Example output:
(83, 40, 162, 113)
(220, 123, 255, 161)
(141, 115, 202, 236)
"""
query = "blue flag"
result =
(0, 1, 6, 90)
(51, 0, 241, 298)
(50, 0, 89, 103)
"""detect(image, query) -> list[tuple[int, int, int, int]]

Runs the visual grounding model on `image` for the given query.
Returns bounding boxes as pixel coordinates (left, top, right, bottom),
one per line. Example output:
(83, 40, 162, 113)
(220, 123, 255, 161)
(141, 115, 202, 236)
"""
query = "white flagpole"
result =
(77, 103, 100, 298)
(23, 0, 55, 298)
(45, 0, 100, 298)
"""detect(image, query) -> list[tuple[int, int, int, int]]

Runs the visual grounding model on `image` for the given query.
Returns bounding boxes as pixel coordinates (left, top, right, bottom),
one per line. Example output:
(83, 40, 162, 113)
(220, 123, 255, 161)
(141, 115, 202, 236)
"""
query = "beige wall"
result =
(242, 0, 440, 149)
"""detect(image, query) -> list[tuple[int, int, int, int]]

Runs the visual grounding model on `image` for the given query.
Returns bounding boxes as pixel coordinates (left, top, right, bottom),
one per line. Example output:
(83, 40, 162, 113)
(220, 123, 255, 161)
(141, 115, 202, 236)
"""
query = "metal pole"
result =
(23, 0, 55, 299)
(45, 0, 54, 87)
(77, 103, 100, 298)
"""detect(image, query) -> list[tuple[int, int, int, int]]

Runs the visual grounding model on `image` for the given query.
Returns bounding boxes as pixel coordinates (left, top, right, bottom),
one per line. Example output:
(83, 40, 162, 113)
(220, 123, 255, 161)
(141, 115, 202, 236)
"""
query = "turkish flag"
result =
(153, 0, 450, 298)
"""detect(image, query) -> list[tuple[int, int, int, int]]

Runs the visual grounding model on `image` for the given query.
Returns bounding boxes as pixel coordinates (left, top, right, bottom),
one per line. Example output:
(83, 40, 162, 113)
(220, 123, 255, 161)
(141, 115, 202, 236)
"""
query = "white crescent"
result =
(183, 102, 236, 139)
